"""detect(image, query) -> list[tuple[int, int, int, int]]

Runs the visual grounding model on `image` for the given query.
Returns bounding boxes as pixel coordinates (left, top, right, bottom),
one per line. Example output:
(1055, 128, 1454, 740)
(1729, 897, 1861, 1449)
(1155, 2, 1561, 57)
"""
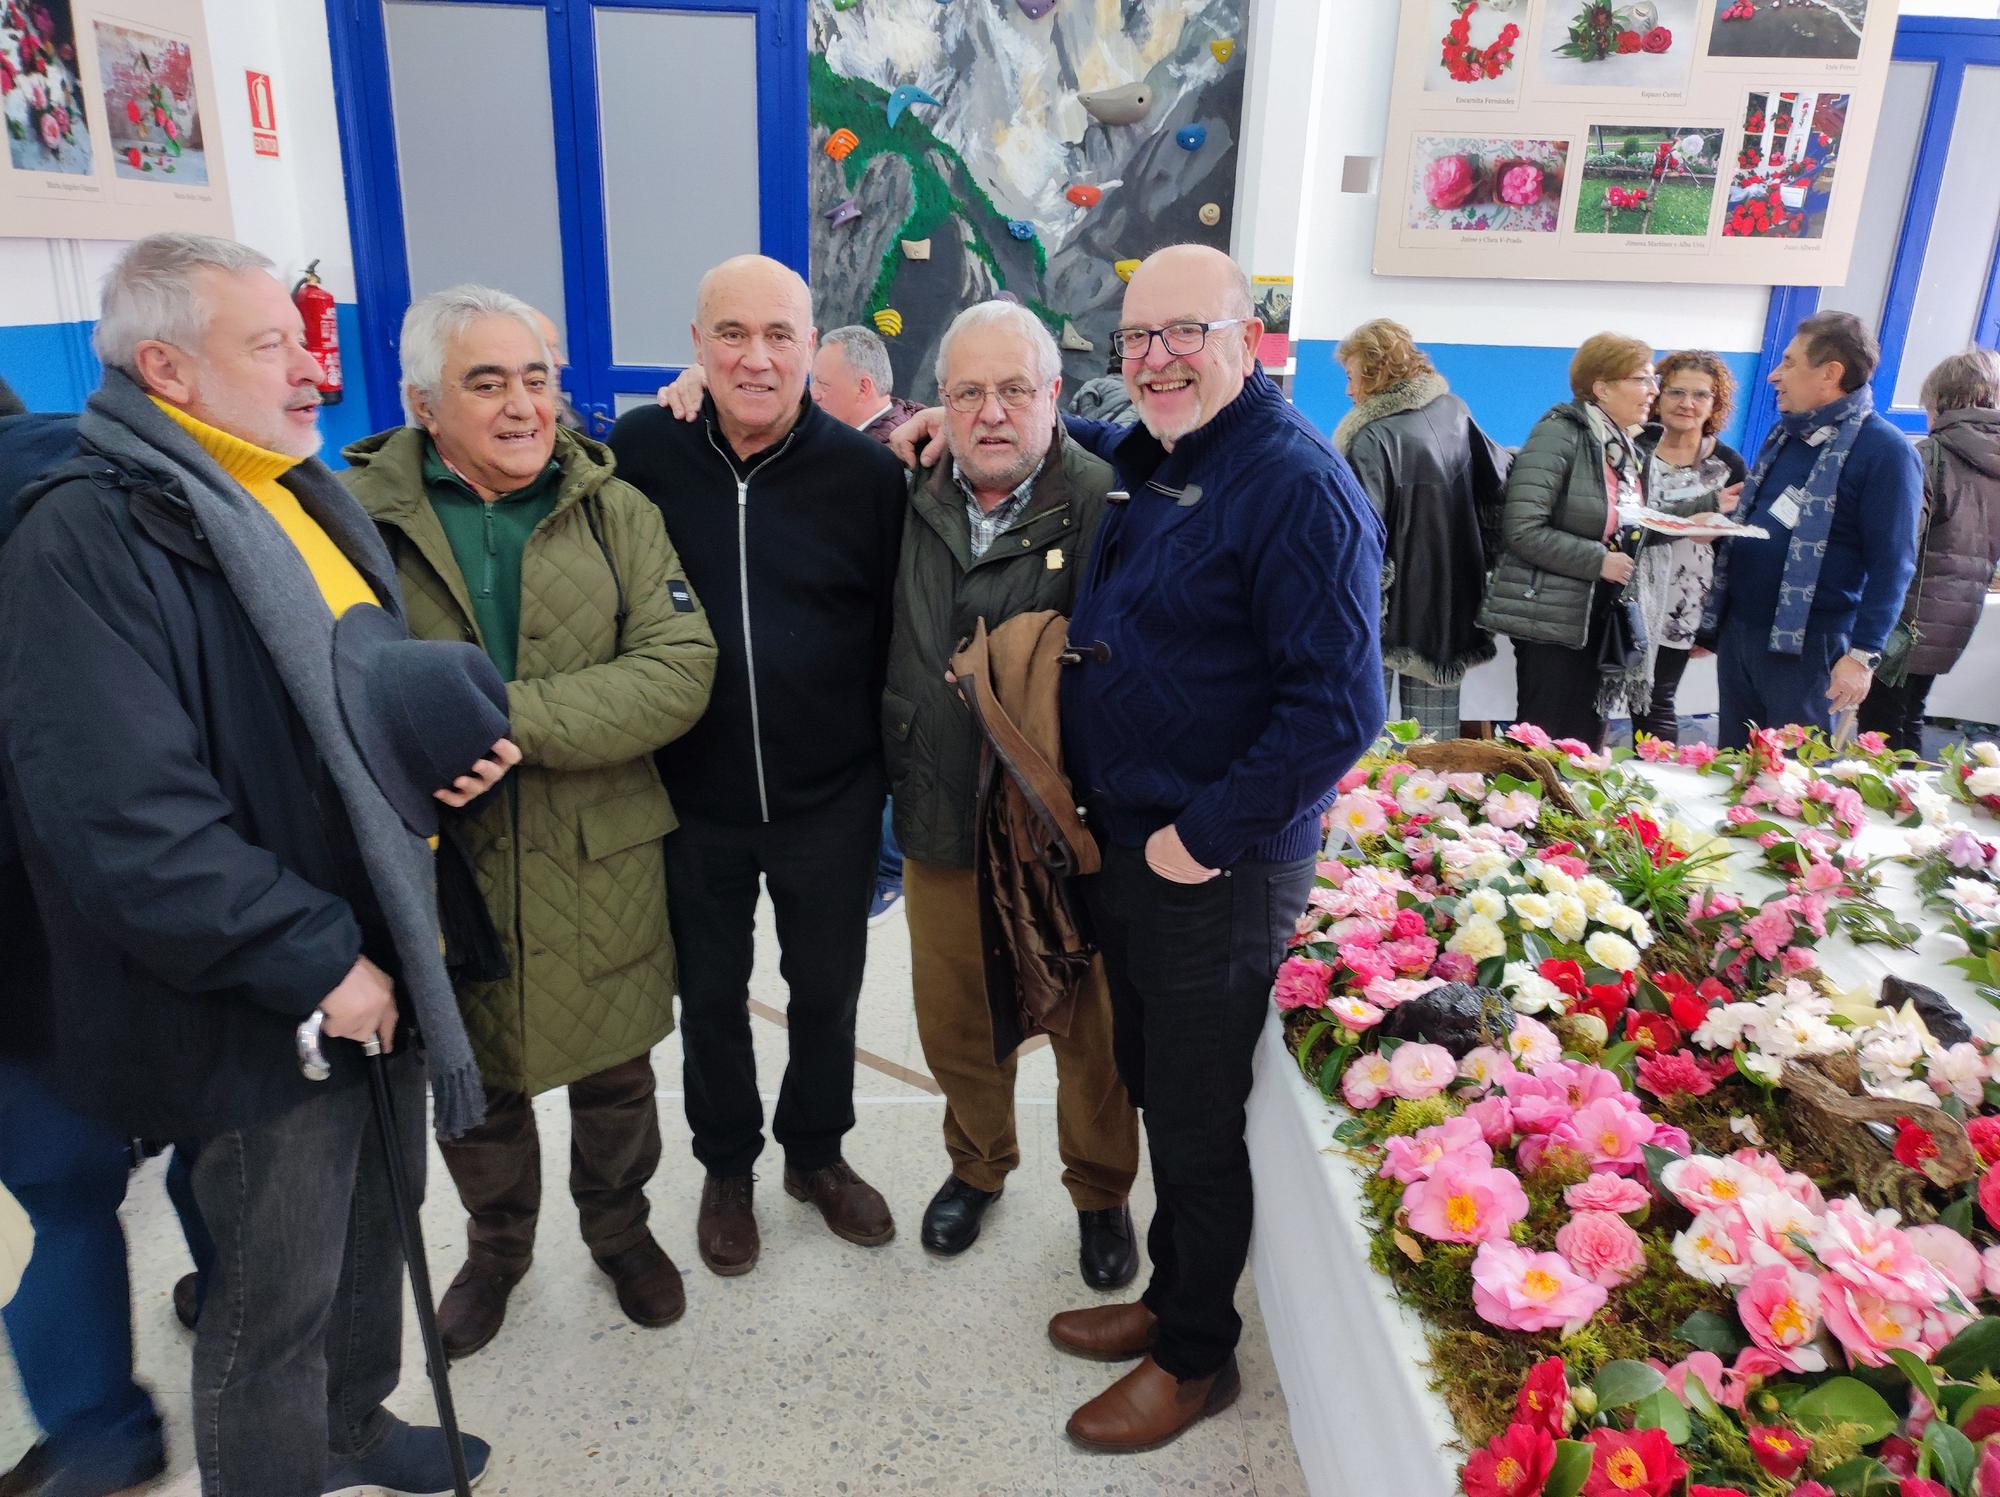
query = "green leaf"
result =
(1791, 1377, 1900, 1442)
(1591, 1358, 1666, 1410)
(1954, 1389, 2000, 1428)
(1938, 1317, 2000, 1381)
(1293, 1021, 1332, 1069)
(1330, 1116, 1370, 1145)
(1386, 718, 1420, 744)
(1601, 1040, 1640, 1071)
(1642, 1142, 1682, 1192)
(1924, 1420, 1976, 1493)
(1821, 1456, 1900, 1496)
(1544, 1439, 1595, 1497)
(1887, 1348, 1940, 1409)
(1522, 930, 1550, 965)
(1316, 1044, 1355, 1097)
(165, 135, 182, 158)
(1676, 1309, 1749, 1357)
(1476, 956, 1507, 988)
(1632, 1386, 1691, 1444)
(1679, 1371, 1725, 1425)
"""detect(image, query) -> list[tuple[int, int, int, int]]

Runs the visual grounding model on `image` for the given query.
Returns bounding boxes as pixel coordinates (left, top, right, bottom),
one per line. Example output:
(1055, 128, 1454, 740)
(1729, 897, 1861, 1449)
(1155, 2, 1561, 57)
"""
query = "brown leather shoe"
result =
(783, 1159, 895, 1246)
(697, 1173, 760, 1276)
(1047, 1300, 1158, 1360)
(596, 1236, 686, 1328)
(1065, 1355, 1241, 1452)
(437, 1258, 529, 1360)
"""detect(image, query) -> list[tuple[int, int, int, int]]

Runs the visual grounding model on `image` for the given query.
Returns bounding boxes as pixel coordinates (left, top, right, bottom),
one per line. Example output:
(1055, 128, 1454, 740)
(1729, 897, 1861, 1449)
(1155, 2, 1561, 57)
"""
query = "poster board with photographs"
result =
(1373, 0, 1895, 284)
(2, 0, 231, 240)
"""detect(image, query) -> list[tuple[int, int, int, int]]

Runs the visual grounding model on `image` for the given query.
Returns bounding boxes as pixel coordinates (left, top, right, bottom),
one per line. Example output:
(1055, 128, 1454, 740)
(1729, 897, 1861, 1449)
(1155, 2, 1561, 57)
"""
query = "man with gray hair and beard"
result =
(0, 232, 515, 1494)
(884, 300, 1139, 1282)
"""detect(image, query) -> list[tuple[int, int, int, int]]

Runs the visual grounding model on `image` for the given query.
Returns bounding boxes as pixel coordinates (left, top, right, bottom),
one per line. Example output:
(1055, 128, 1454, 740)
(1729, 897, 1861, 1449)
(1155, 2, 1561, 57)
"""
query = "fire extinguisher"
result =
(292, 259, 343, 406)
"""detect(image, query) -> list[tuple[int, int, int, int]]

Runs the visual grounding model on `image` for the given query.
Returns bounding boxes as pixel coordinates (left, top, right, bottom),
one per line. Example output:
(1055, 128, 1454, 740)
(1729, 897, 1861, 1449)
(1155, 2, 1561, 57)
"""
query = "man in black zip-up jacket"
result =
(608, 255, 906, 1272)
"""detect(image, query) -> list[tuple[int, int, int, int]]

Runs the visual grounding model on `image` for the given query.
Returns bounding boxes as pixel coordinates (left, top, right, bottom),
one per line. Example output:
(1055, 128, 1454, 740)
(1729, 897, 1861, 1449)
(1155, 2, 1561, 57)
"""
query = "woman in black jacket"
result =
(1477, 333, 1662, 748)
(1334, 320, 1503, 739)
(1860, 348, 2000, 752)
(1632, 351, 1747, 743)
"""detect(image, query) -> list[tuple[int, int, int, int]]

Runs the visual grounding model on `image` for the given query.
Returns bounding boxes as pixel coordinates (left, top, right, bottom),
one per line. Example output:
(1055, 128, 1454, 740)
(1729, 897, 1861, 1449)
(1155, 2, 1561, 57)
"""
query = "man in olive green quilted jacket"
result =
(342, 287, 716, 1360)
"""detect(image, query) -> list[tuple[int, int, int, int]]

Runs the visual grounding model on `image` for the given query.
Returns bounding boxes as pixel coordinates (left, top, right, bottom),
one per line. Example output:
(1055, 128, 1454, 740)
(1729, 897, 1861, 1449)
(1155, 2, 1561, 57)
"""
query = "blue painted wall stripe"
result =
(1291, 338, 1760, 453)
(0, 305, 382, 464)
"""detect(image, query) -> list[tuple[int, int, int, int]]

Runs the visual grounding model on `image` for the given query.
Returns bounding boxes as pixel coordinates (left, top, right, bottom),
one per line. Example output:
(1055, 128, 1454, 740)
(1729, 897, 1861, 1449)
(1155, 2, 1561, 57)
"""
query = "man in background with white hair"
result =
(0, 232, 513, 1494)
(884, 300, 1139, 1283)
(610, 255, 907, 1277)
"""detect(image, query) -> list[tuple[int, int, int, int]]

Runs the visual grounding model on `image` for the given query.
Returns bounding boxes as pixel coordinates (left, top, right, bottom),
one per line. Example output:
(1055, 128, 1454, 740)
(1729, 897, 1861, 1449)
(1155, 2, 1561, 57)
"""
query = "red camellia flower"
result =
(1462, 1421, 1557, 1497)
(1615, 29, 1642, 52)
(1959, 1403, 2000, 1442)
(1746, 1424, 1811, 1479)
(126, 146, 141, 169)
(1539, 959, 1585, 999)
(1636, 1048, 1715, 1100)
(1893, 1117, 1940, 1172)
(1574, 983, 1630, 1031)
(1967, 1115, 2000, 1165)
(1689, 1487, 1748, 1497)
(125, 96, 142, 125)
(1900, 1480, 1951, 1497)
(1878, 1435, 1920, 1477)
(1625, 1012, 1681, 1055)
(1642, 25, 1673, 51)
(1976, 1163, 2000, 1230)
(1514, 1356, 1569, 1437)
(1582, 1427, 1686, 1497)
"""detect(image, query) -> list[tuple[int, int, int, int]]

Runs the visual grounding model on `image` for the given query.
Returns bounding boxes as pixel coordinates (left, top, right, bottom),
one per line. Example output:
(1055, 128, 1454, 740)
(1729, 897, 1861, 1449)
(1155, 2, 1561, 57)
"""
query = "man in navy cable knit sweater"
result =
(1042, 245, 1385, 1449)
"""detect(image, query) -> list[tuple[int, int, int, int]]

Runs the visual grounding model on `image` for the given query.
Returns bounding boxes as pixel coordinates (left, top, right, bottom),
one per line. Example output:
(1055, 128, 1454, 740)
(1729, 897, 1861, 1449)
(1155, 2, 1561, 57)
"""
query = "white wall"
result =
(1234, 0, 1328, 282)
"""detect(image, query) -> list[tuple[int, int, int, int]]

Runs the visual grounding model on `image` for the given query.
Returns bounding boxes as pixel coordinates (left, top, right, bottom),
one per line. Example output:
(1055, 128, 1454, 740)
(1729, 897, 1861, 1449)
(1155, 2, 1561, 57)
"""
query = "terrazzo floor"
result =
(0, 894, 1310, 1496)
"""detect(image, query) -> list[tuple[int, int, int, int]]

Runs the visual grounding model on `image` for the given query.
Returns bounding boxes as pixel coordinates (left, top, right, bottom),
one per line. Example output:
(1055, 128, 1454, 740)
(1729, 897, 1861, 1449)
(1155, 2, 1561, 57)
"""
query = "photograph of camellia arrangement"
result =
(1572, 124, 1724, 236)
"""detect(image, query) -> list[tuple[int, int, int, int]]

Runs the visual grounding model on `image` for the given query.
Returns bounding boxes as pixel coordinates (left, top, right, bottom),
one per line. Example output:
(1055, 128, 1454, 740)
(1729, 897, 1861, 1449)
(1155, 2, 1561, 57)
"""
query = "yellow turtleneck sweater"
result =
(153, 398, 379, 618)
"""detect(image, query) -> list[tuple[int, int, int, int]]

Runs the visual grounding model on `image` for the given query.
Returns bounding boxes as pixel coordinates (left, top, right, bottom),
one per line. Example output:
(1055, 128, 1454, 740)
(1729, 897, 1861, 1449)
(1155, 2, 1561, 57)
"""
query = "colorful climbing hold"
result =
(825, 198, 861, 228)
(1198, 202, 1221, 226)
(1065, 184, 1104, 209)
(1210, 39, 1236, 64)
(1016, 0, 1056, 15)
(872, 308, 904, 336)
(1113, 259, 1140, 282)
(900, 239, 932, 261)
(1006, 220, 1036, 241)
(1175, 124, 1208, 152)
(886, 84, 941, 129)
(824, 128, 859, 161)
(1059, 321, 1093, 352)
(1078, 84, 1153, 126)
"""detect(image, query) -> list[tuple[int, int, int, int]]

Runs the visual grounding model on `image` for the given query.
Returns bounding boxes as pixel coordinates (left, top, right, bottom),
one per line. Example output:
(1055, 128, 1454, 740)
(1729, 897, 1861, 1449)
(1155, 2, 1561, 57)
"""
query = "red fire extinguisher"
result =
(292, 259, 343, 406)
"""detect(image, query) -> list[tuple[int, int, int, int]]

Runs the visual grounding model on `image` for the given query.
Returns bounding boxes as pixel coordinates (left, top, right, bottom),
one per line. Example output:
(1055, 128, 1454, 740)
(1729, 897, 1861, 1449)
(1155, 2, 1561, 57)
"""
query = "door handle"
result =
(586, 402, 614, 436)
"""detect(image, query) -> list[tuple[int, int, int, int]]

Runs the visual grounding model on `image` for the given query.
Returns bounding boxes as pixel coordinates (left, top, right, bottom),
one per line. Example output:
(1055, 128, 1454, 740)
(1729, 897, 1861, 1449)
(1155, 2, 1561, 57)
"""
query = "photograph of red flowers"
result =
(1573, 125, 1723, 236)
(1426, 0, 1526, 97)
(95, 20, 206, 185)
(1721, 89, 1846, 239)
(1710, 0, 1867, 62)
(1408, 135, 1570, 233)
(2, 0, 93, 177)
(1535, 0, 1697, 90)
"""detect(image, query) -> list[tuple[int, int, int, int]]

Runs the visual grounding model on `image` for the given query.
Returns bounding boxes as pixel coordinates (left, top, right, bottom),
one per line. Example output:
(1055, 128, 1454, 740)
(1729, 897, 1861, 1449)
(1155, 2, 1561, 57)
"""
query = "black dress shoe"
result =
(920, 1176, 1001, 1255)
(1079, 1204, 1139, 1289)
(173, 1271, 202, 1330)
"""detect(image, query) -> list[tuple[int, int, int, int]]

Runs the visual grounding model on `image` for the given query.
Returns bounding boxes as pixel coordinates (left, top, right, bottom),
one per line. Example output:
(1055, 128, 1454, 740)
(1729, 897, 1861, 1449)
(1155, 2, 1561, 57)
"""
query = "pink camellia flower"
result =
(1340, 942, 1396, 988)
(1470, 1240, 1608, 1336)
(1458, 1044, 1517, 1091)
(1498, 163, 1543, 206)
(1272, 955, 1333, 1012)
(1507, 1016, 1562, 1071)
(1679, 742, 1718, 768)
(1364, 975, 1446, 1009)
(1673, 1207, 1755, 1287)
(39, 113, 61, 150)
(1379, 1116, 1491, 1183)
(1905, 1223, 1983, 1300)
(1982, 1245, 2000, 1298)
(1429, 950, 1480, 984)
(1819, 1277, 1933, 1366)
(1973, 1443, 2000, 1497)
(1387, 1042, 1456, 1100)
(1327, 994, 1384, 1031)
(1636, 736, 1675, 763)
(1498, 1072, 1574, 1137)
(1384, 934, 1440, 975)
(1329, 790, 1389, 839)
(1556, 1209, 1647, 1287)
(1664, 1351, 1729, 1410)
(1727, 1346, 1783, 1409)
(1405, 1156, 1530, 1244)
(1335, 766, 1371, 794)
(1726, 803, 1761, 825)
(1736, 1263, 1828, 1372)
(1506, 722, 1552, 750)
(1423, 153, 1478, 209)
(1980, 1163, 2000, 1232)
(1463, 1095, 1518, 1148)
(1818, 1200, 1936, 1299)
(1567, 1096, 1655, 1172)
(1564, 1173, 1650, 1215)
(1857, 730, 1890, 755)
(1342, 1052, 1394, 1110)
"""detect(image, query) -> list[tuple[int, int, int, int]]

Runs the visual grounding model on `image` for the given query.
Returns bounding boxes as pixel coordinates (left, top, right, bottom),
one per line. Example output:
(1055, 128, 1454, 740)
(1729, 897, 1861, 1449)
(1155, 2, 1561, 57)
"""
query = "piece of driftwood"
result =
(1780, 1053, 1978, 1219)
(1402, 738, 1581, 816)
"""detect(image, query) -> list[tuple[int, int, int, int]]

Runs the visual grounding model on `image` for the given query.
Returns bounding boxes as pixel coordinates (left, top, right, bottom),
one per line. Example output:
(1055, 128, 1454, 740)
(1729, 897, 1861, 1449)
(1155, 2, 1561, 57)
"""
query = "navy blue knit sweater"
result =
(1060, 369, 1386, 869)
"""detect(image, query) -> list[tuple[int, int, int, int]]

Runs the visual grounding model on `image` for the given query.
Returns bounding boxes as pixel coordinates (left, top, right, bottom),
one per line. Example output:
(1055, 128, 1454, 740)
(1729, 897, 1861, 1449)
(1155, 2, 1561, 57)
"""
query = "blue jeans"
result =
(0, 1060, 162, 1470)
(876, 797, 902, 890)
(1716, 612, 1849, 750)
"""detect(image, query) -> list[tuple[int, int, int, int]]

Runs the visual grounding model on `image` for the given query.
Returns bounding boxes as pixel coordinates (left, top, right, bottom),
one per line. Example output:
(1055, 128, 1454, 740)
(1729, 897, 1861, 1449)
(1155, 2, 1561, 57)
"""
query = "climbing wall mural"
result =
(809, 0, 1247, 402)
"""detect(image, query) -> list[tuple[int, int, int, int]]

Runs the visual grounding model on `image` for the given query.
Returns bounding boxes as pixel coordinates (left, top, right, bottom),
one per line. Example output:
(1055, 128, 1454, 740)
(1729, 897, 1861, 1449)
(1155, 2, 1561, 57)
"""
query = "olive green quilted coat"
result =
(342, 425, 717, 1095)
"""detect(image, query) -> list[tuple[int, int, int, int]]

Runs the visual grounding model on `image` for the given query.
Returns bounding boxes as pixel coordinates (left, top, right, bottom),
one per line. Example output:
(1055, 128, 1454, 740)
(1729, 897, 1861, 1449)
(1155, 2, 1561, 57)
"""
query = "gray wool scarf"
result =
(80, 371, 486, 1138)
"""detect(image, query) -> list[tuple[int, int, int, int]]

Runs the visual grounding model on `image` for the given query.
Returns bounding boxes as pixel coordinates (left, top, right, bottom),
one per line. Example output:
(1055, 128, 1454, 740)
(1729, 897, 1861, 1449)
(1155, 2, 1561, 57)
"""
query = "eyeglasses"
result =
(944, 380, 1046, 413)
(1614, 373, 1661, 389)
(1660, 386, 1716, 403)
(1109, 319, 1245, 360)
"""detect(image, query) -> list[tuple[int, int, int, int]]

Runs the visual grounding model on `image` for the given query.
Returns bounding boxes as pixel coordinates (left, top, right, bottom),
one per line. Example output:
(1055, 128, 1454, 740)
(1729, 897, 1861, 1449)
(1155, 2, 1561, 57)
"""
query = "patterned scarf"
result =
(1709, 386, 1874, 655)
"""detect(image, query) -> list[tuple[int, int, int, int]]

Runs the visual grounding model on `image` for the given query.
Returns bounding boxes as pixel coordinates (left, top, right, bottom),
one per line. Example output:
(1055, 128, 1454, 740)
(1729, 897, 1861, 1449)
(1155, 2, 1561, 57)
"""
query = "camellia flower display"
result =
(1440, 0, 1522, 84)
(1278, 721, 2000, 1497)
(1552, 1, 1673, 62)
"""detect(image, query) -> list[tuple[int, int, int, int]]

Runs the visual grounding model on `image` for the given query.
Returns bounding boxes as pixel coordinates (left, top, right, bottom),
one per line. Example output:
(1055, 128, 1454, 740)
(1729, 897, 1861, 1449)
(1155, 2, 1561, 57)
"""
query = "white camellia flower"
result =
(1510, 973, 1565, 1015)
(1861, 1074, 1937, 1106)
(1737, 1052, 1784, 1083)
(1534, 864, 1579, 897)
(1575, 877, 1617, 915)
(1672, 1212, 1755, 1287)
(1821, 760, 1870, 782)
(1446, 916, 1507, 962)
(1912, 787, 1955, 828)
(1548, 894, 1589, 944)
(1583, 930, 1639, 973)
(1467, 887, 1508, 922)
(1969, 766, 2000, 799)
(1929, 1042, 1987, 1105)
(1694, 1004, 1756, 1051)
(1509, 892, 1555, 929)
(1858, 1010, 1929, 1074)
(1466, 851, 1511, 884)
(1973, 741, 2000, 768)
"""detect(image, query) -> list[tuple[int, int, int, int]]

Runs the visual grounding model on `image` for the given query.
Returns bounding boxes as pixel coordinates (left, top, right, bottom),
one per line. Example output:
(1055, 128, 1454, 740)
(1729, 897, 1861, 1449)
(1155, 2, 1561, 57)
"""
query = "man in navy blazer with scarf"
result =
(1706, 311, 1921, 748)
(1035, 245, 1384, 1450)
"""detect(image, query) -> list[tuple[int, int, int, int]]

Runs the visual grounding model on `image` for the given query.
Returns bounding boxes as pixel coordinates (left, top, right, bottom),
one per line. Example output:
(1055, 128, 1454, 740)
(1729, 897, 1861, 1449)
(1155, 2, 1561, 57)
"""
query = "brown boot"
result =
(1065, 1355, 1241, 1452)
(697, 1173, 760, 1276)
(1047, 1301, 1158, 1360)
(596, 1236, 685, 1328)
(783, 1159, 895, 1246)
(437, 1259, 529, 1360)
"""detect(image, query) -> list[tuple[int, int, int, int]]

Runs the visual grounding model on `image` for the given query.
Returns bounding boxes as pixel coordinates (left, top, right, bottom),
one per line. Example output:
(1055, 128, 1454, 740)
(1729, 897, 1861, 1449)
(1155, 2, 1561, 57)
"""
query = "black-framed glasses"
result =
(943, 380, 1047, 413)
(1109, 319, 1245, 360)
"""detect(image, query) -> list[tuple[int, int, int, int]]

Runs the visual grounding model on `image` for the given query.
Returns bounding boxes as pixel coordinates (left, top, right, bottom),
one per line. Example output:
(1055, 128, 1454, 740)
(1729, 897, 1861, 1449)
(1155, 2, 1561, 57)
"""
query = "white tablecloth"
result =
(1931, 594, 2000, 726)
(1458, 637, 1718, 722)
(1248, 757, 1995, 1497)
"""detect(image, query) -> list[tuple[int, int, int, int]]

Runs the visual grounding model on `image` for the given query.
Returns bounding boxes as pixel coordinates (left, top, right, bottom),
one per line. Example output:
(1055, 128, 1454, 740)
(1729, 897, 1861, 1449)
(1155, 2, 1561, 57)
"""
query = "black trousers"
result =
(664, 776, 879, 1178)
(1513, 638, 1608, 749)
(1634, 646, 1693, 743)
(1082, 843, 1314, 1381)
(1858, 671, 1936, 756)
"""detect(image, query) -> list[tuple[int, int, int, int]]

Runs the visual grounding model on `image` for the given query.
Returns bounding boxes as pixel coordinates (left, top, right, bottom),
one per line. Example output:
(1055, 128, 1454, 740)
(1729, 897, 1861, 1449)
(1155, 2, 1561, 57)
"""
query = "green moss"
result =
(1386, 1096, 1459, 1136)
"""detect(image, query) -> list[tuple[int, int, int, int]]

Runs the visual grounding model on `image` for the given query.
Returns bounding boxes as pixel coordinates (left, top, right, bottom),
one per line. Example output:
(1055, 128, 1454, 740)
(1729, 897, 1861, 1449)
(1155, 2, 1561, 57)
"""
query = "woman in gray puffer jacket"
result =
(1859, 349, 2000, 753)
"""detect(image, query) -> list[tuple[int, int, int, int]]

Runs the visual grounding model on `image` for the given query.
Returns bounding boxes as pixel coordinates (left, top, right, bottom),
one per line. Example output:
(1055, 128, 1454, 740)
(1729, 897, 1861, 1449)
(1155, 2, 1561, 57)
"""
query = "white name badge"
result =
(1803, 425, 1837, 447)
(1767, 488, 1803, 530)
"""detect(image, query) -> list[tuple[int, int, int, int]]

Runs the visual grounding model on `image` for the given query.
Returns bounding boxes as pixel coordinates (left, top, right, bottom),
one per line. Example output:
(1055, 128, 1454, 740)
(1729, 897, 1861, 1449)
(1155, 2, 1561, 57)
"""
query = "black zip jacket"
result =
(608, 395, 905, 826)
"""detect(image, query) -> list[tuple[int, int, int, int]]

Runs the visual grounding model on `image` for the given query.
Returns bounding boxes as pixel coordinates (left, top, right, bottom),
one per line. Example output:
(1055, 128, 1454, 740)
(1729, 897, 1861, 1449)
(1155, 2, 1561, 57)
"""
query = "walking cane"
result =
(297, 1008, 475, 1497)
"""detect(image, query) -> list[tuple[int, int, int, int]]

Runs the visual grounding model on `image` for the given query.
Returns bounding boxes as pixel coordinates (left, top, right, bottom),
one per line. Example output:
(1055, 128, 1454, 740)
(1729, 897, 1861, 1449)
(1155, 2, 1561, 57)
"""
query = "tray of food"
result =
(1629, 507, 1769, 540)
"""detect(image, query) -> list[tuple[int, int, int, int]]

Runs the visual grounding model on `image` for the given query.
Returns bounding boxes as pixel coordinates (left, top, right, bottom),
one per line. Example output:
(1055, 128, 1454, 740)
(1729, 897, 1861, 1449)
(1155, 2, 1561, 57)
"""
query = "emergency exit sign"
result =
(247, 71, 279, 158)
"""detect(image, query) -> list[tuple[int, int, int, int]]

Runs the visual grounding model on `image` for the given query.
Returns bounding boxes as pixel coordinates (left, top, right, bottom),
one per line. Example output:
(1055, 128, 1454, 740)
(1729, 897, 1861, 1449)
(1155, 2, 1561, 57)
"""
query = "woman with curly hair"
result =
(1632, 351, 1746, 742)
(1334, 319, 1505, 740)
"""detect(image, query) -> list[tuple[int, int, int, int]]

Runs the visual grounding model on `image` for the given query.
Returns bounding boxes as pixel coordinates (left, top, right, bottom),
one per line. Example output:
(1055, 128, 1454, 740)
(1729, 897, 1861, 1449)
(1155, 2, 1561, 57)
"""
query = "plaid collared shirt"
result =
(954, 458, 1044, 560)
